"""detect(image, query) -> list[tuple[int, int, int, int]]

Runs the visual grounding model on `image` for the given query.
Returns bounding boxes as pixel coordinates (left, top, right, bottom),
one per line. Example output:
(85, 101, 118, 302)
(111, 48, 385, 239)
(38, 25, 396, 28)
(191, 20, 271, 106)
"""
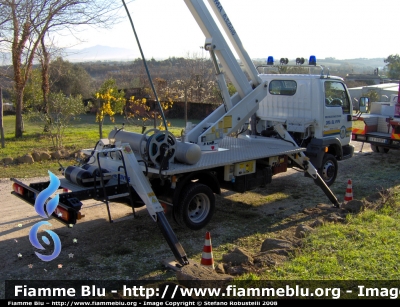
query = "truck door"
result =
(323, 81, 352, 145)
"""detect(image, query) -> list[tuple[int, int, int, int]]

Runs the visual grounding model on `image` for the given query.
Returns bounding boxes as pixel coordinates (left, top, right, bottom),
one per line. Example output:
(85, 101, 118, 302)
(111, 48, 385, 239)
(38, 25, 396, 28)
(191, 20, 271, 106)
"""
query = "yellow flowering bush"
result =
(124, 95, 173, 130)
(94, 78, 126, 138)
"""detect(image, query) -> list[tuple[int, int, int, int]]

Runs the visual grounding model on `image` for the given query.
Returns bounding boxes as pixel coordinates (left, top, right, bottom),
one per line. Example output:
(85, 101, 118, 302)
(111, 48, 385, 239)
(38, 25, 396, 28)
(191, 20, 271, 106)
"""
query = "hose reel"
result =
(140, 129, 177, 168)
(108, 128, 201, 166)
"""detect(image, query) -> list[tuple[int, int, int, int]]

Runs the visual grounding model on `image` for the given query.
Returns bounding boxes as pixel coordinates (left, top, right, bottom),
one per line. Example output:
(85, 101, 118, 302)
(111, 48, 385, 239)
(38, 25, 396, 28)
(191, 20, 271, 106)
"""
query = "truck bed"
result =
(142, 136, 305, 175)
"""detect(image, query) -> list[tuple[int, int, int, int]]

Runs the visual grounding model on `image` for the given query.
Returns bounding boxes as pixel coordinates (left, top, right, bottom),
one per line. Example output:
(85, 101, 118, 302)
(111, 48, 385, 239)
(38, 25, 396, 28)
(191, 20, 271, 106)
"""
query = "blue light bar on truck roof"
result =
(309, 55, 317, 66)
(266, 56, 274, 65)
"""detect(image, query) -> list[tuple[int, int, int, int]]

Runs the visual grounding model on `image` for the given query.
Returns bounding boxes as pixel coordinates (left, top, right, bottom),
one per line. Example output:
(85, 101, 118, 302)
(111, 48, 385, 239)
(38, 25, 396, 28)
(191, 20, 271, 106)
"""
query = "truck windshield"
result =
(324, 81, 350, 114)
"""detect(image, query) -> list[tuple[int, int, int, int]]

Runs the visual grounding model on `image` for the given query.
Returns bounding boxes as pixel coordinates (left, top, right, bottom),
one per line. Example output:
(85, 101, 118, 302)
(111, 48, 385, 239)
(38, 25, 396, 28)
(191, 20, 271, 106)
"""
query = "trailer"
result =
(10, 0, 343, 266)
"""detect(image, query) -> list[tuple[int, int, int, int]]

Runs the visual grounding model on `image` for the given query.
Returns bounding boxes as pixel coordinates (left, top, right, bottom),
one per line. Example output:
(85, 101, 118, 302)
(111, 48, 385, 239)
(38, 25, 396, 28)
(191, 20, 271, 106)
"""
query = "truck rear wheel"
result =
(177, 183, 215, 230)
(318, 153, 337, 186)
(371, 145, 389, 153)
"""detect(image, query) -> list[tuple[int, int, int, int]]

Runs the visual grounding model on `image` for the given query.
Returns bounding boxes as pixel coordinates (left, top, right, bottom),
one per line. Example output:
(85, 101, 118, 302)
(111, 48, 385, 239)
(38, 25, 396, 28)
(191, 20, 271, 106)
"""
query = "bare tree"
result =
(0, 0, 123, 138)
(35, 33, 72, 116)
(168, 54, 217, 126)
(38, 36, 51, 112)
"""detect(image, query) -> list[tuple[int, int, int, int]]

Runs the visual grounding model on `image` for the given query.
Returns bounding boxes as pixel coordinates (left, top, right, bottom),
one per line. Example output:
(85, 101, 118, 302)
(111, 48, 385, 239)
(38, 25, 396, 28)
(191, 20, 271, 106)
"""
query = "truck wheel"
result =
(318, 153, 337, 186)
(177, 183, 215, 230)
(378, 146, 389, 153)
(371, 145, 389, 153)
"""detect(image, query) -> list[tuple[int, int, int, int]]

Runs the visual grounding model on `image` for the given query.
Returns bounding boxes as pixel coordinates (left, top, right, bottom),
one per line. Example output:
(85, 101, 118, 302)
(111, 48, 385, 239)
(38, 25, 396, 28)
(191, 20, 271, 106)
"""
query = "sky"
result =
(62, 0, 400, 61)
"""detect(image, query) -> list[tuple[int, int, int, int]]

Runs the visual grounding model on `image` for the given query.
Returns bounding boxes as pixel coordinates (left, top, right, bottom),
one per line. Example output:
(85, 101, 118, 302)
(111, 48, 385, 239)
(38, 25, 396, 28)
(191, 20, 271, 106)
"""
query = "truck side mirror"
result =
(359, 97, 369, 113)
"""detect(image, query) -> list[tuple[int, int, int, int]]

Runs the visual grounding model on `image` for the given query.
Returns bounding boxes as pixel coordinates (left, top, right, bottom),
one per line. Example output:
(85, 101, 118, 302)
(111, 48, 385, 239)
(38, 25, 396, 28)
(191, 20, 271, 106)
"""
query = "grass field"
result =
(0, 114, 379, 179)
(0, 114, 199, 178)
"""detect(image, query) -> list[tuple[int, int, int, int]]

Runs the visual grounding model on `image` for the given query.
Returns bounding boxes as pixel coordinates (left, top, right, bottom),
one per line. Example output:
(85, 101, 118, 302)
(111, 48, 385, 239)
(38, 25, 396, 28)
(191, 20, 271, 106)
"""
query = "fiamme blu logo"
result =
(29, 171, 62, 261)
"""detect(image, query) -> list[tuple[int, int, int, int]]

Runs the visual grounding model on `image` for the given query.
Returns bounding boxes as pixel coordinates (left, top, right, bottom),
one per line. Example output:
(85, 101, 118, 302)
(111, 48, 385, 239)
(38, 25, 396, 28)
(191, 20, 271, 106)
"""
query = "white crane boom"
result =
(183, 0, 267, 150)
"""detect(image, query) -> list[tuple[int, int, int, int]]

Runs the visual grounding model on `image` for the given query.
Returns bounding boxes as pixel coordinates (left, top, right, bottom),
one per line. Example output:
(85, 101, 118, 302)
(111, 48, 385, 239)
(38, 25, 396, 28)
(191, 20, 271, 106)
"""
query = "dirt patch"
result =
(1, 142, 399, 297)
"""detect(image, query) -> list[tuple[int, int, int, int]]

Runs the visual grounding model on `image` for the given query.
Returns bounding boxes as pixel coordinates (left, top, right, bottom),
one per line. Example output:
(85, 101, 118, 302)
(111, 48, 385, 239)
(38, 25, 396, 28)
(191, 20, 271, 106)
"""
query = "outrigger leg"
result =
(274, 124, 341, 208)
(312, 173, 341, 207)
(291, 153, 341, 208)
(102, 144, 190, 266)
(157, 212, 189, 266)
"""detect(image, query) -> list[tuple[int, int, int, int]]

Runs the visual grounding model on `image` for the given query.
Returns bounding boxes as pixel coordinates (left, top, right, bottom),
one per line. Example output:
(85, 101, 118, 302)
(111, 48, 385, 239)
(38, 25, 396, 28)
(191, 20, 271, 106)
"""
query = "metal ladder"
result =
(95, 148, 136, 223)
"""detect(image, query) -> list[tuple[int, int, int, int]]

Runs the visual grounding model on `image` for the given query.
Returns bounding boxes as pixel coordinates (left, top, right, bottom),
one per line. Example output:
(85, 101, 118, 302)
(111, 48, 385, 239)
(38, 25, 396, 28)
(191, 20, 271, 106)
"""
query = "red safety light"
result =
(54, 206, 70, 222)
(13, 183, 24, 195)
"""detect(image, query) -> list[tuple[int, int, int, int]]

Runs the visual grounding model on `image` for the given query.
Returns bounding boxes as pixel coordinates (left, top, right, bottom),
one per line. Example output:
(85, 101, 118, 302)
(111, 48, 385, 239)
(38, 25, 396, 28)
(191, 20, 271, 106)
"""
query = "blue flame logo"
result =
(29, 171, 62, 261)
(34, 171, 60, 218)
(29, 221, 62, 261)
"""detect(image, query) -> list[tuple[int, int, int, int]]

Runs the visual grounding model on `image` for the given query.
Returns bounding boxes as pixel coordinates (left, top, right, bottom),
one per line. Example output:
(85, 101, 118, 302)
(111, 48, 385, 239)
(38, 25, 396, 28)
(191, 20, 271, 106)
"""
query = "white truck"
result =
(352, 88, 400, 153)
(10, 0, 350, 266)
(254, 62, 354, 186)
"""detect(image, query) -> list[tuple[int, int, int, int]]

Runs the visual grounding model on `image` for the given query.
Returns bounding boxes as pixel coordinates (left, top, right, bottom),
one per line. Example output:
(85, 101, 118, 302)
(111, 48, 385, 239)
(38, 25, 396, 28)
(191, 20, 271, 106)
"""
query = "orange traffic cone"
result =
(344, 179, 353, 203)
(200, 231, 214, 270)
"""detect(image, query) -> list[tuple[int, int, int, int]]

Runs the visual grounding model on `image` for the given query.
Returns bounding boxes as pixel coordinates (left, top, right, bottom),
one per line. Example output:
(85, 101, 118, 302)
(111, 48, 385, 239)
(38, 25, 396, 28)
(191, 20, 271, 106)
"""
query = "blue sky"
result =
(62, 0, 400, 60)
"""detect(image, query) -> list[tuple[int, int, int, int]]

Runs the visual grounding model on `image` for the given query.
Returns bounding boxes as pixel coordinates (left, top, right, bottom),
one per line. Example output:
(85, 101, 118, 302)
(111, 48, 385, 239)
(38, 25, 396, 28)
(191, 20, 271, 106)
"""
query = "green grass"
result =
(237, 188, 400, 281)
(0, 114, 198, 178)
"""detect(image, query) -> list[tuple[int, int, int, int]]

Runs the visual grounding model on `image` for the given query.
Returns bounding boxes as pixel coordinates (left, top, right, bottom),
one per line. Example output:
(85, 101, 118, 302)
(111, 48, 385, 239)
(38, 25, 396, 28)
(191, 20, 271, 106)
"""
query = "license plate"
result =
(368, 137, 387, 144)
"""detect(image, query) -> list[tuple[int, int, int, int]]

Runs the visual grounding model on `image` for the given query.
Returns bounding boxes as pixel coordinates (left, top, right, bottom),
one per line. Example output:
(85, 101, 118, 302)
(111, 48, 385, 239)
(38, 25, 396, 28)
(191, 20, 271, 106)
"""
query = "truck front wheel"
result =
(318, 153, 337, 186)
(177, 183, 215, 230)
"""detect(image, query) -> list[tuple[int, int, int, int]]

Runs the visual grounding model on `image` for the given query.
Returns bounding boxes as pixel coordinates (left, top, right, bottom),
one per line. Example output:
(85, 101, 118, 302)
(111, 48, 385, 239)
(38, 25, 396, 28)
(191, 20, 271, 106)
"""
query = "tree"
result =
(49, 57, 94, 98)
(384, 54, 400, 80)
(27, 92, 88, 149)
(95, 78, 126, 139)
(23, 68, 43, 112)
(36, 35, 64, 112)
(124, 95, 173, 131)
(167, 55, 216, 126)
(37, 36, 50, 112)
(0, 0, 122, 138)
(124, 96, 151, 131)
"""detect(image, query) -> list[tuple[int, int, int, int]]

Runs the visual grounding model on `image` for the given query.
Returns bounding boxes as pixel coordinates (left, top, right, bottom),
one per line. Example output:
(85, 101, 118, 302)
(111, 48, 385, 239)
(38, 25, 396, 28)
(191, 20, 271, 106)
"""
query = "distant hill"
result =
(318, 57, 386, 69)
(64, 46, 387, 69)
(64, 45, 138, 62)
(1, 45, 388, 71)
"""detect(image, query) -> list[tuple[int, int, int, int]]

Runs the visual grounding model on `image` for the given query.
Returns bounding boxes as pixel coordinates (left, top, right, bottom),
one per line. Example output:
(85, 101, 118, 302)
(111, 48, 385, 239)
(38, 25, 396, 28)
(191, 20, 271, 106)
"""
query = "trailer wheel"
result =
(177, 183, 215, 230)
(371, 145, 389, 153)
(318, 153, 337, 186)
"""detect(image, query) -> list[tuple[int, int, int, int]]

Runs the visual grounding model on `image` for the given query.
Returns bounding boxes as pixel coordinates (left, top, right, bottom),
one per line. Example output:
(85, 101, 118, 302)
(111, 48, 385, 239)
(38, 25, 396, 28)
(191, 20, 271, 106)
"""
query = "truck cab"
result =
(254, 61, 354, 185)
